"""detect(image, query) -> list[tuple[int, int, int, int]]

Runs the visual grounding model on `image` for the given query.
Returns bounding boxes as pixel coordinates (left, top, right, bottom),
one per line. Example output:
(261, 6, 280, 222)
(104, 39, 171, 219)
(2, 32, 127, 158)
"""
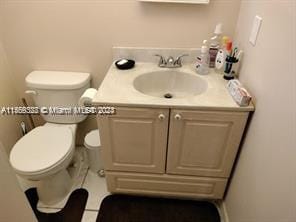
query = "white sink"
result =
(133, 71, 208, 99)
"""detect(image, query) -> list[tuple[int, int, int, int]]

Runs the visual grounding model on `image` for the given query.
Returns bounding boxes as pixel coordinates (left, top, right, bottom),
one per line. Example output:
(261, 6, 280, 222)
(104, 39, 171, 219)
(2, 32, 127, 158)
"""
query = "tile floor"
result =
(17, 147, 110, 222)
(81, 168, 109, 222)
(37, 168, 109, 221)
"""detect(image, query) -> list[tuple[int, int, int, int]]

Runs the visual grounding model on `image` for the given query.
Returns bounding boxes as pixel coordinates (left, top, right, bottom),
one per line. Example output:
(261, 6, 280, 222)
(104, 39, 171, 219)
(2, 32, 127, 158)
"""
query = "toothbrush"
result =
(232, 47, 238, 58)
(236, 50, 243, 60)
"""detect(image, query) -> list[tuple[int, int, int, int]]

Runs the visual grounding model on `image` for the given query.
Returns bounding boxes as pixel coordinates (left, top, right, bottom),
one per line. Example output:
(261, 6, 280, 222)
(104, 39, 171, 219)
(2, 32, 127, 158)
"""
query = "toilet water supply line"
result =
(20, 122, 27, 136)
(19, 91, 37, 136)
(21, 97, 35, 127)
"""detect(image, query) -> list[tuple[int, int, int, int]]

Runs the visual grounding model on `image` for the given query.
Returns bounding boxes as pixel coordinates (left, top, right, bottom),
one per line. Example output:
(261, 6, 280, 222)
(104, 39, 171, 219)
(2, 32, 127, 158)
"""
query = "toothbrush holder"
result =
(223, 56, 239, 80)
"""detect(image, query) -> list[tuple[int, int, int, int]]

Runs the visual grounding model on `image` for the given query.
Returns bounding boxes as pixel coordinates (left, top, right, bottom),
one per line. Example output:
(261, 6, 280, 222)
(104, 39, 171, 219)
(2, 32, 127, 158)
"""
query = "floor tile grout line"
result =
(85, 207, 101, 211)
(81, 167, 90, 188)
(38, 207, 62, 210)
(78, 149, 88, 188)
(84, 209, 99, 212)
(80, 167, 90, 213)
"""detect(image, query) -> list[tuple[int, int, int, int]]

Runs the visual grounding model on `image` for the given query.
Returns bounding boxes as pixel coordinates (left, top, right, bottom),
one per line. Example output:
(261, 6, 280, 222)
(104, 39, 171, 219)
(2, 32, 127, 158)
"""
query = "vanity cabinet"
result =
(98, 107, 169, 174)
(167, 110, 248, 178)
(97, 107, 249, 199)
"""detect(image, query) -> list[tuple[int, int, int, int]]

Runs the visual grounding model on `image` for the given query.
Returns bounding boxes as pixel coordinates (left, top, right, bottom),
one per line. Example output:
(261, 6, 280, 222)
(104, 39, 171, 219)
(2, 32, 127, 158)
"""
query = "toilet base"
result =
(36, 149, 84, 206)
(37, 168, 72, 206)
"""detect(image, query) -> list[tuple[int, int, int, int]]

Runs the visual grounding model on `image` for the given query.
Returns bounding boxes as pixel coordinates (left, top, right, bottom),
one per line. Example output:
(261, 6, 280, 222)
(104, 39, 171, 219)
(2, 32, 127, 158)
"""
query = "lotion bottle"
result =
(215, 36, 229, 73)
(196, 40, 210, 75)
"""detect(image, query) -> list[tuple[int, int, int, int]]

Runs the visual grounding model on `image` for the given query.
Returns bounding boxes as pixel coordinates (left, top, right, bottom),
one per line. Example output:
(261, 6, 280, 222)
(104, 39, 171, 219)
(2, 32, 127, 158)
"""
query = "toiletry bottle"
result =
(215, 36, 229, 73)
(209, 23, 223, 68)
(196, 40, 210, 75)
(209, 41, 219, 68)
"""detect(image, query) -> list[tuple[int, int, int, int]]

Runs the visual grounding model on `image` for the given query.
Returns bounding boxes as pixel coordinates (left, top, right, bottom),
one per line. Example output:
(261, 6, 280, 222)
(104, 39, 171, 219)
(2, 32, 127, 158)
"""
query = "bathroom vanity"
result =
(93, 52, 254, 200)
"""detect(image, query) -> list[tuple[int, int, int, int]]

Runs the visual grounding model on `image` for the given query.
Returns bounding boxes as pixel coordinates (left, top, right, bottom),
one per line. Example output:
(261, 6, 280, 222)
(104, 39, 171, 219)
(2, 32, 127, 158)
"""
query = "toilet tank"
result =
(25, 71, 91, 124)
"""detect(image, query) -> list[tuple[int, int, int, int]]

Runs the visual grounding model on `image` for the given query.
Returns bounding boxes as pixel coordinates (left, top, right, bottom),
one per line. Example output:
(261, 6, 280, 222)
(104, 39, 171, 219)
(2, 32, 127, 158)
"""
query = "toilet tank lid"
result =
(26, 71, 91, 90)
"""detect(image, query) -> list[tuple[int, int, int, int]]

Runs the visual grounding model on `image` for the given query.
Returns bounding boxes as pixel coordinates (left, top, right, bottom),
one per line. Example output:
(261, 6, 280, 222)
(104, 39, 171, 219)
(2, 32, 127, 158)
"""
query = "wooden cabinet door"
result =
(97, 107, 169, 174)
(167, 110, 248, 178)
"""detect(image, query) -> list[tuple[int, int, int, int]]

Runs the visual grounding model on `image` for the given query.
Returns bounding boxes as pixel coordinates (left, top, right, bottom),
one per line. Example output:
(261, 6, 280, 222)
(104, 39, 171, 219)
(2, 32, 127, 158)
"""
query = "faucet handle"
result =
(174, 54, 189, 66)
(155, 54, 166, 67)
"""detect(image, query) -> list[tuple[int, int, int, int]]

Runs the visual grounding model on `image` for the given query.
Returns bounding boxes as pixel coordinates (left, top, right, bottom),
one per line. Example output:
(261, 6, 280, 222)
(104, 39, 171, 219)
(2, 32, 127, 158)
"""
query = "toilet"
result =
(9, 70, 91, 205)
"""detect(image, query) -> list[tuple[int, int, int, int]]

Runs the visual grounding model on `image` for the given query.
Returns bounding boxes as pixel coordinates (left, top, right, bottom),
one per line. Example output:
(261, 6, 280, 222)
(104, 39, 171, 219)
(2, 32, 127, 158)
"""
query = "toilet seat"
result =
(10, 125, 74, 176)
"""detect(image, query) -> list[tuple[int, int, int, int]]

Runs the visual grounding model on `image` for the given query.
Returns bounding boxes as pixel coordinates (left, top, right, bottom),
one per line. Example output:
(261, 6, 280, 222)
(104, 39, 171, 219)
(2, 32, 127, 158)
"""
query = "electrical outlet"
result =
(249, 15, 262, 46)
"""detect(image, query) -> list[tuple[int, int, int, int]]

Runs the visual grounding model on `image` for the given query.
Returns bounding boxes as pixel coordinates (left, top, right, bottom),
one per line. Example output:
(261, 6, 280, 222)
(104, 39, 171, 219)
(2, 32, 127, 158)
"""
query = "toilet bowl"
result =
(10, 123, 78, 205)
(9, 70, 91, 205)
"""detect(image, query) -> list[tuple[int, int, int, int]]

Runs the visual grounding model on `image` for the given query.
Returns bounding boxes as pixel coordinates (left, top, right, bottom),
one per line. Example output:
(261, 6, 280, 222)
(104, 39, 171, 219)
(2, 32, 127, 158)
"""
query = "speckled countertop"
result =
(93, 62, 254, 112)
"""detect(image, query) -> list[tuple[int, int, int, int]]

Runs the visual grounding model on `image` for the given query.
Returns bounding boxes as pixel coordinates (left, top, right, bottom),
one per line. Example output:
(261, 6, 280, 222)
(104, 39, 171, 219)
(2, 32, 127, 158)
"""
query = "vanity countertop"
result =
(92, 62, 254, 112)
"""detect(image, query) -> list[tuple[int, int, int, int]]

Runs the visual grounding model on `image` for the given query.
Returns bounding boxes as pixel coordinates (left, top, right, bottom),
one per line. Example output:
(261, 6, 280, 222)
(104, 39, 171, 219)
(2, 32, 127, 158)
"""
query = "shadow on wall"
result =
(0, 141, 37, 222)
(223, 110, 255, 199)
(0, 40, 27, 154)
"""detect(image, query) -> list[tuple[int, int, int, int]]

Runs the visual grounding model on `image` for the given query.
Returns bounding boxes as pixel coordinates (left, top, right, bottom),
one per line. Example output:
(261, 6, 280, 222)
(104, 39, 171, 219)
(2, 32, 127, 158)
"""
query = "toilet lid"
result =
(10, 126, 73, 174)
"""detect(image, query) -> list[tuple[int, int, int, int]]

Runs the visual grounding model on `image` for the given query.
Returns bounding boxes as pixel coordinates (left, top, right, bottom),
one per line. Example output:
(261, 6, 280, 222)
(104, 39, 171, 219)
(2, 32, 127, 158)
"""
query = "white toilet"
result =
(9, 70, 91, 205)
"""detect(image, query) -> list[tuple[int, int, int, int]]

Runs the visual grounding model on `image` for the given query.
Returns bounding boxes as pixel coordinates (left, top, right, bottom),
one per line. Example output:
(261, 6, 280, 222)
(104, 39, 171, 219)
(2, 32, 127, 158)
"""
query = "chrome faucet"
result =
(155, 54, 189, 68)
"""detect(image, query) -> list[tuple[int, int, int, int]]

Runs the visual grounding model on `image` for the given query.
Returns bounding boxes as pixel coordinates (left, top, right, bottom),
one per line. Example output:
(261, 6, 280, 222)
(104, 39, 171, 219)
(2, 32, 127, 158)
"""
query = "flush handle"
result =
(25, 90, 37, 96)
(158, 114, 166, 120)
(174, 114, 182, 120)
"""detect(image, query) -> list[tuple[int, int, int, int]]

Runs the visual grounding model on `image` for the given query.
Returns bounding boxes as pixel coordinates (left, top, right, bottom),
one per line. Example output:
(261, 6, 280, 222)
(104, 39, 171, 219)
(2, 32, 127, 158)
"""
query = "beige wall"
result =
(0, 10, 35, 219)
(0, 38, 26, 153)
(0, 0, 241, 143)
(0, 142, 37, 222)
(225, 1, 296, 222)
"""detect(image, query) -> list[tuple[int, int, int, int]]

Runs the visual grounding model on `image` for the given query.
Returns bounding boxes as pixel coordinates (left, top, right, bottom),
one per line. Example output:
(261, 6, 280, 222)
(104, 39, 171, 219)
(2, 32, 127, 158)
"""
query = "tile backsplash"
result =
(113, 47, 200, 64)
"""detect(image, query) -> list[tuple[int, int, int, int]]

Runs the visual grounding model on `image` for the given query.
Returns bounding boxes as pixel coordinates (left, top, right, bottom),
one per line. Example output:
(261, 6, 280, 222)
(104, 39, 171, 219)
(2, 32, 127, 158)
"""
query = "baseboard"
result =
(213, 200, 230, 222)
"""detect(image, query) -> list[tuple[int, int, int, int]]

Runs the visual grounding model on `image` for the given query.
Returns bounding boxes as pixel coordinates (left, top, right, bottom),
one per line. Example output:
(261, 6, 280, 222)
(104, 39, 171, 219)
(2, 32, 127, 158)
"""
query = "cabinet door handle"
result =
(158, 114, 166, 120)
(174, 114, 182, 120)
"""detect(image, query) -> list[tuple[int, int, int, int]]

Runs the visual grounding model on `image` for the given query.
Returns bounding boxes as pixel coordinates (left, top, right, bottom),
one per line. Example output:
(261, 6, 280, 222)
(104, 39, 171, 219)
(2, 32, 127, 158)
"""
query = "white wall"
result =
(225, 1, 296, 222)
(0, 0, 242, 143)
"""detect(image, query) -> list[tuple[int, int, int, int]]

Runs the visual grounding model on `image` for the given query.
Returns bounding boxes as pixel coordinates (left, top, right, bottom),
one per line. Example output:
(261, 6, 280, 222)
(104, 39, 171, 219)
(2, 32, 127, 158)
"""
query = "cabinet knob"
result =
(158, 114, 166, 120)
(174, 114, 182, 120)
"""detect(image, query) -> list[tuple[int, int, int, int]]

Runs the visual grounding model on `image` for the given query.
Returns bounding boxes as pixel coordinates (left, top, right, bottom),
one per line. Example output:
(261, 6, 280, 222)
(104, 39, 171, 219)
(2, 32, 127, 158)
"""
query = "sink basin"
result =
(133, 71, 208, 99)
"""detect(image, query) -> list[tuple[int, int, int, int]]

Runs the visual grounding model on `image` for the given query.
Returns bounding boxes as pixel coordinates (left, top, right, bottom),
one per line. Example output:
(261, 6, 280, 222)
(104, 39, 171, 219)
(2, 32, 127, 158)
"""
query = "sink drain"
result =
(164, 93, 173, 99)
